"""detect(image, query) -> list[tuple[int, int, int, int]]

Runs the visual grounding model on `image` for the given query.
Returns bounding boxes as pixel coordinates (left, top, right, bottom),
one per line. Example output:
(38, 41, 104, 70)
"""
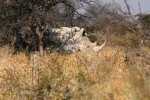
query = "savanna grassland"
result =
(0, 34, 149, 100)
(0, 1, 150, 99)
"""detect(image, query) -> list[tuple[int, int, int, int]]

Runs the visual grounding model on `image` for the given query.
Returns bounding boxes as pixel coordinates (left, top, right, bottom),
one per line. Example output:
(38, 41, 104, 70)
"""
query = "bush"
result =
(129, 35, 140, 48)
(137, 14, 150, 28)
(87, 34, 98, 43)
(115, 23, 138, 35)
(116, 23, 130, 33)
(107, 31, 140, 48)
(0, 31, 13, 46)
(85, 26, 97, 33)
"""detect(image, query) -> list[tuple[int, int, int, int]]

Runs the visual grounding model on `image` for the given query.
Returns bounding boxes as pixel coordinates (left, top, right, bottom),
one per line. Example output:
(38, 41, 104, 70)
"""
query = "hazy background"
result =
(105, 0, 150, 14)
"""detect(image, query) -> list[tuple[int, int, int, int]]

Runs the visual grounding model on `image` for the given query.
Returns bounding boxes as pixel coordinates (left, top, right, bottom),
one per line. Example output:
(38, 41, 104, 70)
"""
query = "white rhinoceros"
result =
(48, 26, 106, 53)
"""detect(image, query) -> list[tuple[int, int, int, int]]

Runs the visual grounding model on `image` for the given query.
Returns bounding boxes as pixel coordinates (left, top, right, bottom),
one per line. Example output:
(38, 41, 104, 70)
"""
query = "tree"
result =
(83, 1, 124, 32)
(123, 0, 131, 16)
(0, 0, 94, 55)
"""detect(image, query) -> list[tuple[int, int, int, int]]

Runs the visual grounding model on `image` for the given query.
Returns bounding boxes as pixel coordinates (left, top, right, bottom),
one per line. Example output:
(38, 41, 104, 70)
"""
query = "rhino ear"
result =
(82, 30, 86, 36)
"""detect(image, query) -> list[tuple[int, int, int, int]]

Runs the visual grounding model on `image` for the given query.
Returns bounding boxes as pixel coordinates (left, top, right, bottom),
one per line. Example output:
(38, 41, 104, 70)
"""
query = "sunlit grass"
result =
(0, 45, 150, 100)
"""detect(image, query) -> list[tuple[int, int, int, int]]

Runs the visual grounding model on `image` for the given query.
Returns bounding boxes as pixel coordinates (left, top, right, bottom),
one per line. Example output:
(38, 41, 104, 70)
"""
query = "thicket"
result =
(137, 14, 150, 28)
(0, 0, 149, 49)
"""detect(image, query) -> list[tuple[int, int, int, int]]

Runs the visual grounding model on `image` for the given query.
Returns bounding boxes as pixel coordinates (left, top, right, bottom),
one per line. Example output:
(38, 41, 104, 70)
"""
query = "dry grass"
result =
(0, 45, 150, 100)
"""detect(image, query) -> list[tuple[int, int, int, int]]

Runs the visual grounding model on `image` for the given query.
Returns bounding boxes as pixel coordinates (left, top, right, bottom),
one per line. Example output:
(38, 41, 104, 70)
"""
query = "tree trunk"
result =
(36, 26, 44, 56)
(124, 0, 131, 15)
(112, 0, 118, 14)
(39, 33, 44, 56)
(138, 1, 142, 14)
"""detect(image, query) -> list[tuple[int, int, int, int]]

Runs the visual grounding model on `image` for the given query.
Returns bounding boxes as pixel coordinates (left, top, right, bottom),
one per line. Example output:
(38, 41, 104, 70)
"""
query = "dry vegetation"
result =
(0, 40, 150, 100)
(0, 0, 150, 100)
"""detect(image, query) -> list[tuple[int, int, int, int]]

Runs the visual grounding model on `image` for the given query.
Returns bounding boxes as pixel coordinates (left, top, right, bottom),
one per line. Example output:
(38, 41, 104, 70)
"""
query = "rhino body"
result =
(48, 26, 106, 53)
(13, 26, 106, 54)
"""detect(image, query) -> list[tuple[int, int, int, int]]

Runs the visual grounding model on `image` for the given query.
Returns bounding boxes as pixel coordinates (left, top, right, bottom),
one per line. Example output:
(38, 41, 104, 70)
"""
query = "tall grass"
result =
(0, 46, 150, 100)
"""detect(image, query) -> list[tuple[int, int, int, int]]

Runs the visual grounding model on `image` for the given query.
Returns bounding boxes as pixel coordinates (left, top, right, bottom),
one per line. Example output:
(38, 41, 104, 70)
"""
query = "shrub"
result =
(87, 34, 98, 43)
(85, 26, 97, 33)
(129, 35, 140, 48)
(137, 14, 150, 28)
(0, 31, 13, 46)
(115, 23, 138, 35)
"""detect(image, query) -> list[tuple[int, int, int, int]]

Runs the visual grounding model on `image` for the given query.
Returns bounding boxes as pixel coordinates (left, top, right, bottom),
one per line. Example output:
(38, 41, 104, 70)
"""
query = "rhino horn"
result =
(92, 39, 106, 53)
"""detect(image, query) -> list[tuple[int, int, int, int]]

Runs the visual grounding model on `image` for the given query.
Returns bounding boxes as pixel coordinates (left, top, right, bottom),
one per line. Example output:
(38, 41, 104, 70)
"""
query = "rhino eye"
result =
(75, 29, 78, 32)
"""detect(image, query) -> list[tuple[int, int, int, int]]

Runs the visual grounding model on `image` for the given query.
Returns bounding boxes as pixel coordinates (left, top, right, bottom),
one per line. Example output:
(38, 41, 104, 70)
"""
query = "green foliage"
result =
(116, 23, 130, 33)
(123, 36, 139, 48)
(38, 69, 51, 92)
(108, 32, 140, 48)
(129, 35, 140, 48)
(85, 26, 96, 33)
(53, 21, 62, 28)
(115, 23, 138, 35)
(87, 34, 98, 43)
(137, 14, 150, 28)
